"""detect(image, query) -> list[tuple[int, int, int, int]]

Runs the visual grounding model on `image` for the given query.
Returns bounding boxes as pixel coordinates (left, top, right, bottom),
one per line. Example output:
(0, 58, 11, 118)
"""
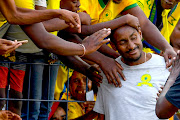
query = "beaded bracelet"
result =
(79, 44, 86, 57)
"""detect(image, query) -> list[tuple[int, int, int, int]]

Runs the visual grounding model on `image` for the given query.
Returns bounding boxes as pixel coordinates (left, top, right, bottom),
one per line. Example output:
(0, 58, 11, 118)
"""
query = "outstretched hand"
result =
(0, 39, 22, 55)
(82, 28, 111, 55)
(59, 9, 81, 33)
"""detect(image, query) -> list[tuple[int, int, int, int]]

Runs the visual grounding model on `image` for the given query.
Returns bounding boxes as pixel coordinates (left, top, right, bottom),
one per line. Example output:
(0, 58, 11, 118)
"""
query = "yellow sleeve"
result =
(122, 0, 138, 12)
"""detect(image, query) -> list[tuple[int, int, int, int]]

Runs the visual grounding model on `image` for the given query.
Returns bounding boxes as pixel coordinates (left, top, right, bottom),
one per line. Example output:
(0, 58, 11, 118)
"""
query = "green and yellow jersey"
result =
(79, 0, 138, 25)
(137, 0, 180, 53)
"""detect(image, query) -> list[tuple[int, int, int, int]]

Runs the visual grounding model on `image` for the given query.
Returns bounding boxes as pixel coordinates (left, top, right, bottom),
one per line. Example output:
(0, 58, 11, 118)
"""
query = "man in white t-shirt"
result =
(92, 25, 170, 120)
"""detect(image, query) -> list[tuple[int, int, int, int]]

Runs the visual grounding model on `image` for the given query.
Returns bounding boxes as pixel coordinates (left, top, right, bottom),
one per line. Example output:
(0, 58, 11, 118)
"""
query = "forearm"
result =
(98, 44, 120, 59)
(42, 18, 69, 32)
(156, 77, 178, 118)
(58, 32, 117, 59)
(14, 7, 63, 25)
(160, 77, 176, 97)
(81, 16, 127, 35)
(35, 5, 69, 32)
(21, 23, 85, 56)
(58, 55, 90, 75)
(0, 0, 64, 25)
(141, 20, 172, 52)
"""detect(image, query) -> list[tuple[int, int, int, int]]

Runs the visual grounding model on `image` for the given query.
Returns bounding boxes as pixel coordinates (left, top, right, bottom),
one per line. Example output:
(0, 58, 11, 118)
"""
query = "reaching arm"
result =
(156, 51, 180, 118)
(80, 14, 140, 35)
(35, 5, 69, 32)
(0, 0, 80, 30)
(21, 23, 110, 56)
(58, 55, 103, 86)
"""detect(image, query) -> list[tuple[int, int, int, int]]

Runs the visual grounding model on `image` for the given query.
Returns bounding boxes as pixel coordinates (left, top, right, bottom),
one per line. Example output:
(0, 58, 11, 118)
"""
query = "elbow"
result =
(155, 106, 165, 119)
(155, 103, 172, 119)
(6, 13, 22, 25)
(6, 15, 17, 24)
(36, 41, 49, 50)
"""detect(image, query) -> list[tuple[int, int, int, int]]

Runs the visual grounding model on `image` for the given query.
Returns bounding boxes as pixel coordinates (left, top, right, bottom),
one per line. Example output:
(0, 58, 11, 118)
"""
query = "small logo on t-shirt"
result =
(137, 74, 153, 87)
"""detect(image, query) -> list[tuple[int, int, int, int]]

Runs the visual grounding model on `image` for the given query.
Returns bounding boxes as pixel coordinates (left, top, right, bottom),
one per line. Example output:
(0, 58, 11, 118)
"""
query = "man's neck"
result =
(121, 52, 151, 66)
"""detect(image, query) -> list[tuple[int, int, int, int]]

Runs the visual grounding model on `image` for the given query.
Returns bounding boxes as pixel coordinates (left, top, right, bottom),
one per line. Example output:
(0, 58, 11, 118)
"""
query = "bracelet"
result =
(79, 44, 86, 57)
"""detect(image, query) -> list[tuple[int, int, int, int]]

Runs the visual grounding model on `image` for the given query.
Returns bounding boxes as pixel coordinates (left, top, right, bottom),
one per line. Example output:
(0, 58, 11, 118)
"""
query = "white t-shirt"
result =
(34, 0, 47, 7)
(94, 53, 169, 120)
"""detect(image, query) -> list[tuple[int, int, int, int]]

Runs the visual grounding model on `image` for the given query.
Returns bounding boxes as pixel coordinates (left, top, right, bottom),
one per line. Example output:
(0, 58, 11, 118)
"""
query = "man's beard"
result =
(123, 52, 142, 62)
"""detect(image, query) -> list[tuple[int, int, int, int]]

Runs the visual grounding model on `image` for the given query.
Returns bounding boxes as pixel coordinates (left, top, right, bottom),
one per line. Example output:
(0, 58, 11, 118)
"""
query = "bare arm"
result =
(58, 55, 102, 86)
(21, 23, 110, 56)
(35, 5, 69, 32)
(156, 51, 180, 118)
(123, 6, 176, 65)
(98, 44, 120, 59)
(0, 0, 80, 30)
(80, 14, 140, 35)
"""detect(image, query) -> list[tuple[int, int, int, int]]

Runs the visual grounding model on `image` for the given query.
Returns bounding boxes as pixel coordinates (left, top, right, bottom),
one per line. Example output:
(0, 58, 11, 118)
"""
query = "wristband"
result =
(79, 44, 86, 57)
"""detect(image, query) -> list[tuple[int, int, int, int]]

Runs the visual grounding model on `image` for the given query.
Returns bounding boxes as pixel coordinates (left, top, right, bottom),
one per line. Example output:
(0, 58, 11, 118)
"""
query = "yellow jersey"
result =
(137, 0, 180, 53)
(0, 0, 34, 27)
(47, 0, 61, 35)
(79, 0, 138, 25)
(61, 92, 84, 120)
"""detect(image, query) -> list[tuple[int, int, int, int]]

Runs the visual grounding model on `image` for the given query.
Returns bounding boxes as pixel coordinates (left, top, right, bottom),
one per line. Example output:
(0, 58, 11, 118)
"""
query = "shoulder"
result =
(149, 53, 166, 65)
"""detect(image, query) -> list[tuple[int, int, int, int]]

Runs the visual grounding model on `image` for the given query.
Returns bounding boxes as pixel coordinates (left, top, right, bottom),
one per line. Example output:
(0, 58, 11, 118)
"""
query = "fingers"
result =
(115, 61, 126, 81)
(163, 54, 170, 68)
(70, 13, 81, 33)
(82, 28, 111, 54)
(90, 64, 101, 73)
(109, 72, 119, 87)
(95, 28, 111, 42)
(88, 71, 102, 87)
(4, 43, 22, 54)
(164, 48, 177, 68)
(100, 38, 110, 45)
(104, 71, 122, 87)
(112, 71, 122, 87)
(103, 72, 112, 84)
(0, 39, 14, 45)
